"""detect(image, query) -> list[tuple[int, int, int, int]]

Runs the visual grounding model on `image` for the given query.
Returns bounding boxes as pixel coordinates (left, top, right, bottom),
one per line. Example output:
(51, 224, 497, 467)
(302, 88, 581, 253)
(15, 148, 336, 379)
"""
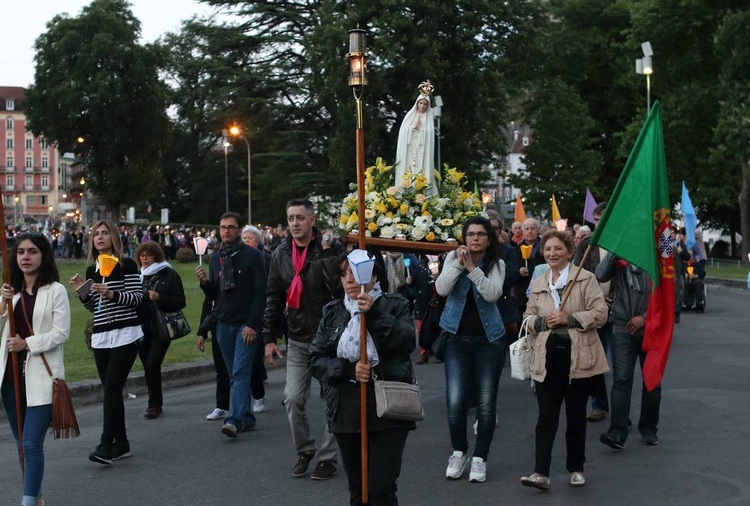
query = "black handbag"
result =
(155, 309, 192, 341)
(418, 293, 446, 352)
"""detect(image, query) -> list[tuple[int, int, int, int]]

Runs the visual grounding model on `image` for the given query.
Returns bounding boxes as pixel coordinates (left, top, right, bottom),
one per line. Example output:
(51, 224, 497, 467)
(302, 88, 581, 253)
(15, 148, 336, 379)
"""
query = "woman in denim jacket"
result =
(436, 216, 506, 483)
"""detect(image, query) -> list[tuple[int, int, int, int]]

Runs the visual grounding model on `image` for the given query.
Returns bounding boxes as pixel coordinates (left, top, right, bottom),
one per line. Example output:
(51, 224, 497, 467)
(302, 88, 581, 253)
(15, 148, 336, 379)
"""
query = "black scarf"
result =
(219, 238, 242, 292)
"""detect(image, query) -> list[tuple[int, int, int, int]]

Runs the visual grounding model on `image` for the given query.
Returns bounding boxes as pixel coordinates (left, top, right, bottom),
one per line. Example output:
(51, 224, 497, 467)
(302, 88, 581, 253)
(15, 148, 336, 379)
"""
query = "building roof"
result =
(0, 86, 26, 111)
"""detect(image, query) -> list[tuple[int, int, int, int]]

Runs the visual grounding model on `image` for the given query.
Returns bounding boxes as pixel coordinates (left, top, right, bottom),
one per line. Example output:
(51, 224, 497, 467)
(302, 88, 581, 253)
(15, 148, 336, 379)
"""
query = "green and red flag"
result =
(589, 101, 674, 391)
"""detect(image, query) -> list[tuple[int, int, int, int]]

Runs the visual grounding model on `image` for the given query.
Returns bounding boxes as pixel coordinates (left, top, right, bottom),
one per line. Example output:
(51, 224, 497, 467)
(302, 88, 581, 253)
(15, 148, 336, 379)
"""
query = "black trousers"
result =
(533, 339, 592, 475)
(336, 428, 409, 506)
(93, 342, 138, 443)
(138, 333, 171, 408)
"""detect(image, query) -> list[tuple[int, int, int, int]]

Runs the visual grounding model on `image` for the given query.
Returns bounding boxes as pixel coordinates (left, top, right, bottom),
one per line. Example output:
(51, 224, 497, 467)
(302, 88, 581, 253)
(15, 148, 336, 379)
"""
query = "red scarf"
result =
(286, 241, 309, 309)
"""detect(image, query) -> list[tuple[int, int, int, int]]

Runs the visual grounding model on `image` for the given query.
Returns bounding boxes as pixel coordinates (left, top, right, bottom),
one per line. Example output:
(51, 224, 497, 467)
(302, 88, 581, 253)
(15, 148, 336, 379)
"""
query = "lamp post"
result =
(635, 41, 654, 115)
(433, 95, 443, 171)
(346, 26, 370, 504)
(48, 205, 54, 230)
(13, 195, 19, 226)
(482, 192, 492, 212)
(229, 125, 252, 224)
(221, 131, 230, 212)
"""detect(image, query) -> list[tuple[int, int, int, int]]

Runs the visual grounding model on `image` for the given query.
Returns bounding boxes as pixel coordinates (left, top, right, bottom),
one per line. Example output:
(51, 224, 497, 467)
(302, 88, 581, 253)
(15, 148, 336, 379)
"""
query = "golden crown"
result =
(417, 80, 434, 96)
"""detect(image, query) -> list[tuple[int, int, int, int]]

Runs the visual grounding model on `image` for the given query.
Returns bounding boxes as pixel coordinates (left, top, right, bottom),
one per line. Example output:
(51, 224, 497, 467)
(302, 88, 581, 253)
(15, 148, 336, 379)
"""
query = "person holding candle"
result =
(514, 218, 545, 318)
(70, 220, 144, 465)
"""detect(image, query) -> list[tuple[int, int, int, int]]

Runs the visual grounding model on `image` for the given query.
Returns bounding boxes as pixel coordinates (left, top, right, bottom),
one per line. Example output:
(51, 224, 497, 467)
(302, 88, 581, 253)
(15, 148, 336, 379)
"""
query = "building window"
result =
(25, 174, 33, 188)
(5, 118, 12, 130)
(42, 174, 49, 187)
(5, 139, 11, 149)
(5, 156, 12, 168)
(42, 157, 49, 168)
(2, 195, 12, 206)
(5, 100, 14, 111)
(522, 136, 529, 147)
(40, 195, 48, 205)
(6, 174, 13, 187)
(25, 156, 32, 168)
(26, 195, 35, 206)
(41, 138, 49, 150)
(25, 139, 32, 149)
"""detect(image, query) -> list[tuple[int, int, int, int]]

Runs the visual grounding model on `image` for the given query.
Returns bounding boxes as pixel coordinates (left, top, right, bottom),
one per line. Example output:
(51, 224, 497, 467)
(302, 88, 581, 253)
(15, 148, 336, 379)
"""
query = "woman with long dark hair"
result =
(1, 232, 70, 506)
(70, 220, 144, 466)
(436, 216, 506, 483)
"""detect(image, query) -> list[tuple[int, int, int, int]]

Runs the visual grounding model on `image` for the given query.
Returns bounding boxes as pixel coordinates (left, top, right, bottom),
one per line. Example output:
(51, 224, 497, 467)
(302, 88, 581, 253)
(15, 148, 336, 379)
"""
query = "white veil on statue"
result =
(395, 81, 436, 194)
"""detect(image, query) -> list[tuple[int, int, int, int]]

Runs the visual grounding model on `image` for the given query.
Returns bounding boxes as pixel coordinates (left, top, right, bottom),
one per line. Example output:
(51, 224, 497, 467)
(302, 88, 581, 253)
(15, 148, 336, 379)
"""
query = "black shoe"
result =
(675, 314, 681, 323)
(694, 304, 704, 313)
(682, 305, 692, 311)
(144, 406, 162, 419)
(112, 439, 131, 460)
(89, 443, 113, 466)
(310, 460, 337, 480)
(291, 453, 314, 477)
(642, 433, 659, 446)
(600, 432, 625, 450)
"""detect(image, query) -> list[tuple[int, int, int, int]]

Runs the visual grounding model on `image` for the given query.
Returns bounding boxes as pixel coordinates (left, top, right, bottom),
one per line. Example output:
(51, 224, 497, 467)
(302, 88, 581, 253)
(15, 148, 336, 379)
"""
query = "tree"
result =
(509, 79, 601, 219)
(25, 0, 170, 212)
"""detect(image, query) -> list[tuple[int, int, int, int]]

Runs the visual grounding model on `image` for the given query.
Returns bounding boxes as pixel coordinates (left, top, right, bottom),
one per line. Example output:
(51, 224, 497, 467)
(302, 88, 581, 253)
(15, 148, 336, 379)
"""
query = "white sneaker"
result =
(469, 457, 486, 483)
(206, 408, 227, 420)
(252, 398, 267, 413)
(445, 451, 469, 479)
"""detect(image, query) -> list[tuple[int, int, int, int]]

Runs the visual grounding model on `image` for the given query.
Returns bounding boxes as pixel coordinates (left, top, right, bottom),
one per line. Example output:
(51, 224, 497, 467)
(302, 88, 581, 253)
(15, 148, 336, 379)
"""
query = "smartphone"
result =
(76, 278, 94, 296)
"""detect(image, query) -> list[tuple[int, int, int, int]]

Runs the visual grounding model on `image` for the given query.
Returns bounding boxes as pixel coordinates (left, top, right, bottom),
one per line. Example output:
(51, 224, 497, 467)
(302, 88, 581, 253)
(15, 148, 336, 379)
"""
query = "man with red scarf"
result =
(263, 198, 343, 480)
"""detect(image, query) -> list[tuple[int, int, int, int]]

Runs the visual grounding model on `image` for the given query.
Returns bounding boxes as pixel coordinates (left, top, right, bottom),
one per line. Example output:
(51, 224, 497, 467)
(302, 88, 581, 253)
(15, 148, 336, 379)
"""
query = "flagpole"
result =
(0, 198, 25, 476)
(560, 245, 593, 312)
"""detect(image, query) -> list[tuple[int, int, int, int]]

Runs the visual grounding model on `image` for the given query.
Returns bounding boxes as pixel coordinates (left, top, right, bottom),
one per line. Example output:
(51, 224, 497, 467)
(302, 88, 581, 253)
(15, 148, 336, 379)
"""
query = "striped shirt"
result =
(83, 257, 144, 348)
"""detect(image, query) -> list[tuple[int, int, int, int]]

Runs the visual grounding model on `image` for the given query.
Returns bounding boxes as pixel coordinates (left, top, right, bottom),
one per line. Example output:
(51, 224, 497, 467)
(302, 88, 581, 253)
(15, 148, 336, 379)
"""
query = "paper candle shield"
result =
(194, 237, 209, 256)
(520, 244, 533, 261)
(403, 258, 411, 269)
(687, 266, 694, 276)
(347, 249, 375, 286)
(98, 255, 119, 277)
(555, 219, 568, 232)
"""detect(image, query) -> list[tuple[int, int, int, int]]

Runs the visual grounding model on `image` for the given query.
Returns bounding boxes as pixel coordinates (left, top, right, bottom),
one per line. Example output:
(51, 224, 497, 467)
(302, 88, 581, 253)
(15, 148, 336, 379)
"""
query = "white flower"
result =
(367, 191, 379, 202)
(413, 216, 432, 228)
(464, 197, 474, 208)
(440, 231, 449, 241)
(386, 186, 399, 196)
(440, 218, 454, 226)
(380, 226, 396, 239)
(415, 193, 426, 204)
(411, 227, 428, 241)
(377, 214, 391, 226)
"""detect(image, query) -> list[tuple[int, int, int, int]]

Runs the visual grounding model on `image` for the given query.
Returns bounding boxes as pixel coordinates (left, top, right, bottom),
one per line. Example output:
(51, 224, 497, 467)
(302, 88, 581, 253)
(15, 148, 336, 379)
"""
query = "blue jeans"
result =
(216, 322, 256, 429)
(609, 331, 661, 440)
(2, 379, 52, 505)
(444, 333, 505, 461)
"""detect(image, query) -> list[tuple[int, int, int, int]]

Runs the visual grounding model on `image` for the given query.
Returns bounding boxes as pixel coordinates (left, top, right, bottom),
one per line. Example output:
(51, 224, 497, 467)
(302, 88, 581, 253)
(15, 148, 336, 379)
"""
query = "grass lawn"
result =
(706, 265, 748, 281)
(56, 260, 209, 382)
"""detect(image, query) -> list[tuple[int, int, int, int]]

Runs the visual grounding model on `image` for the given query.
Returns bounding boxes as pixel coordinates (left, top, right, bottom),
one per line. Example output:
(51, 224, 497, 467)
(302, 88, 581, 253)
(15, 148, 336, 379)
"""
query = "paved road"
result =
(1, 285, 749, 505)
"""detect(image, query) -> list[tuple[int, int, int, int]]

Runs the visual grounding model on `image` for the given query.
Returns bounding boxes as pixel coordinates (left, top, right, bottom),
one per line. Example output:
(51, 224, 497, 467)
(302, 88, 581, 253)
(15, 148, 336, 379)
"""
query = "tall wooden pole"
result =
(0, 201, 25, 475)
(354, 92, 369, 504)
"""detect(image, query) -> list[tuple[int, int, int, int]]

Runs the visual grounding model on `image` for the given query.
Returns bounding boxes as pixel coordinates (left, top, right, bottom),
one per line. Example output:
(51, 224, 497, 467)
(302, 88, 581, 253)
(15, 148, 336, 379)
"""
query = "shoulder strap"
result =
(19, 291, 53, 378)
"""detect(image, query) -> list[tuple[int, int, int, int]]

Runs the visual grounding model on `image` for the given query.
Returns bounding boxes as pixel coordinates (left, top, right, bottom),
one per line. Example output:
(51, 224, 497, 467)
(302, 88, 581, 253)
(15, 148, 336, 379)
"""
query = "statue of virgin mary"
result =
(395, 81, 437, 194)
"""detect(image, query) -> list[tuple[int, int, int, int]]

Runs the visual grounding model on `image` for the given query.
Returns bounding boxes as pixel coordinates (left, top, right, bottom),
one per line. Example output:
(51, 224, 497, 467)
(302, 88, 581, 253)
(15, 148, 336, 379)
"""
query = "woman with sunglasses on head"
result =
(436, 216, 506, 483)
(70, 220, 144, 466)
(1, 232, 70, 506)
(135, 241, 186, 420)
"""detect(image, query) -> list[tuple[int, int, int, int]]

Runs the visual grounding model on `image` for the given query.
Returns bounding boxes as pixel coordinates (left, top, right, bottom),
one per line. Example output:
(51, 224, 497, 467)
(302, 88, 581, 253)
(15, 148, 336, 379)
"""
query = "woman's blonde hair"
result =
(87, 220, 125, 263)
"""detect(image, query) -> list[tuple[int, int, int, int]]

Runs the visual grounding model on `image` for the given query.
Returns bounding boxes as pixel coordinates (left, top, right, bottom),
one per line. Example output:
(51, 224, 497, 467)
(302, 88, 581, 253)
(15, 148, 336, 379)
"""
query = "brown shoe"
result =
(311, 460, 337, 480)
(144, 406, 162, 419)
(291, 453, 314, 477)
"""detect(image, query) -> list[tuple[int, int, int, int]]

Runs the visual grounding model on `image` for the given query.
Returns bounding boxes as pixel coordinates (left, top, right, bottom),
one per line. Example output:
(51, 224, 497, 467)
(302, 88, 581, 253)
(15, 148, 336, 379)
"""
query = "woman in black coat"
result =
(135, 241, 186, 419)
(309, 252, 416, 505)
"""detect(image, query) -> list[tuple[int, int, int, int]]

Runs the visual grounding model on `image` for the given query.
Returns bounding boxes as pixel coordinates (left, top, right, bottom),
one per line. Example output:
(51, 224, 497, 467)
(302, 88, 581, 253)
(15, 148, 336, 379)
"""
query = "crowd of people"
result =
(0, 196, 710, 506)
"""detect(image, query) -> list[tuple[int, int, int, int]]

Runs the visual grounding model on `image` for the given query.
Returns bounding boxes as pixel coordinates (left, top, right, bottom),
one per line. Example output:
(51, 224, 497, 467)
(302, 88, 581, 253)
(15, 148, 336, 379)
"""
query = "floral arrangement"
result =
(338, 157, 486, 243)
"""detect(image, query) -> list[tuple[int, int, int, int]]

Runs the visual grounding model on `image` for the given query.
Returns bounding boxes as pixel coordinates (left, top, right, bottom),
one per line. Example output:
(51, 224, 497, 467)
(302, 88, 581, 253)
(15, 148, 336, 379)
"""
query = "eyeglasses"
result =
(219, 225, 239, 231)
(466, 232, 488, 238)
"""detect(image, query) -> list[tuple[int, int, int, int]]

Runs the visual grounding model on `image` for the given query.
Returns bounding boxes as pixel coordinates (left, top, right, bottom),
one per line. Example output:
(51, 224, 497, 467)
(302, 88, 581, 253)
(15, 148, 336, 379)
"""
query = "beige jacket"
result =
(523, 267, 609, 382)
(0, 283, 70, 406)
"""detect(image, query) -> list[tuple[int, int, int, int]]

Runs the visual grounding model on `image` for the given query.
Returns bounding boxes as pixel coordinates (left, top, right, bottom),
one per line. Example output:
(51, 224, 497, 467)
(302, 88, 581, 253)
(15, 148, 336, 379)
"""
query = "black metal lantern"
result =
(346, 28, 368, 88)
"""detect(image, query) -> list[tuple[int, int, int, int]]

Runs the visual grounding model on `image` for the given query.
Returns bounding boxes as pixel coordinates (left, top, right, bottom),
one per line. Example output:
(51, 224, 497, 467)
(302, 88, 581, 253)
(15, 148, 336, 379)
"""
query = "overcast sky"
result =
(2, 0, 216, 88)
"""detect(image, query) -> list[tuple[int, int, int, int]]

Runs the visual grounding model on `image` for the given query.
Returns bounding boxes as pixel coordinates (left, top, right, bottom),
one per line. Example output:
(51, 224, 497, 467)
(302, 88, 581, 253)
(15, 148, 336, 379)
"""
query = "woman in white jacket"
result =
(1, 232, 70, 506)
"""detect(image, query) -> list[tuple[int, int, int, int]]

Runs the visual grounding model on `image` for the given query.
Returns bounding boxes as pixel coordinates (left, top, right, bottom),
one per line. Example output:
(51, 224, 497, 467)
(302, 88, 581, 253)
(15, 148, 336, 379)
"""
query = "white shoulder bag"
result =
(509, 316, 534, 381)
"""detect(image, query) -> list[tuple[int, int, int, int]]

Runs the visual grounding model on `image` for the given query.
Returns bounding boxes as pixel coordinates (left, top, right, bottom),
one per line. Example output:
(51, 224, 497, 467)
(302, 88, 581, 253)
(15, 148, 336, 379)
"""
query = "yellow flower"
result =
(377, 158, 392, 174)
(368, 222, 379, 233)
(387, 197, 399, 208)
(422, 210, 431, 216)
(421, 201, 430, 213)
(346, 212, 358, 227)
(365, 166, 375, 177)
(415, 174, 428, 191)
(434, 168, 442, 181)
(339, 215, 348, 225)
(441, 218, 454, 226)
(399, 203, 410, 215)
(396, 223, 409, 230)
(386, 212, 394, 218)
(374, 202, 387, 213)
(425, 232, 436, 242)
(447, 168, 465, 184)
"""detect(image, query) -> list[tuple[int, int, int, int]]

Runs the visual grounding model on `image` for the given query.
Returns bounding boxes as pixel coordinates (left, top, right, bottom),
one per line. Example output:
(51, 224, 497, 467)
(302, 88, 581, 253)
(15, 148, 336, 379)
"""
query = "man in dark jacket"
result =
(195, 212, 267, 438)
(513, 218, 545, 317)
(263, 198, 344, 480)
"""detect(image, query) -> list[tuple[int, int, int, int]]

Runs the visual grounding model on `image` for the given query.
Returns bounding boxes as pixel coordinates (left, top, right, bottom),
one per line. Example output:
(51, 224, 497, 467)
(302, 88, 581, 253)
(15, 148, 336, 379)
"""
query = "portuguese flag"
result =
(589, 101, 674, 392)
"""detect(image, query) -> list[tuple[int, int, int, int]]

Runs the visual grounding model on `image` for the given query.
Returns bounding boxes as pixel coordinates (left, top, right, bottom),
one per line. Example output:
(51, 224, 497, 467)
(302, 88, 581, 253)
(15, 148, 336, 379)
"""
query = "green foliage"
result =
(24, 0, 170, 212)
(175, 247, 196, 263)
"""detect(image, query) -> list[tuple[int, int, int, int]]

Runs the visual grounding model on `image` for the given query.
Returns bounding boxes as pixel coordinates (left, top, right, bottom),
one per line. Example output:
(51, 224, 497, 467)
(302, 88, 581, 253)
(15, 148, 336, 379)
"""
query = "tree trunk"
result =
(739, 160, 750, 264)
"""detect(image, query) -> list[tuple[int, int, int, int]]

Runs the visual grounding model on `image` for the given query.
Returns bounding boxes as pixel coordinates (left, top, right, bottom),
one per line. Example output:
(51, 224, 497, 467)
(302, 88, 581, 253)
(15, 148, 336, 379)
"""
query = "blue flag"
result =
(681, 181, 697, 249)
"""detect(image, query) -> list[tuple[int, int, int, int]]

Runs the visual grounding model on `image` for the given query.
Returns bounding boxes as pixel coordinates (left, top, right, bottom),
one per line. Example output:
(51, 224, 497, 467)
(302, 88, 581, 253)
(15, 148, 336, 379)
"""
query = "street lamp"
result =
(635, 41, 654, 114)
(229, 124, 252, 223)
(221, 131, 230, 212)
(482, 192, 492, 212)
(13, 195, 19, 226)
(433, 95, 443, 171)
(79, 177, 86, 229)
